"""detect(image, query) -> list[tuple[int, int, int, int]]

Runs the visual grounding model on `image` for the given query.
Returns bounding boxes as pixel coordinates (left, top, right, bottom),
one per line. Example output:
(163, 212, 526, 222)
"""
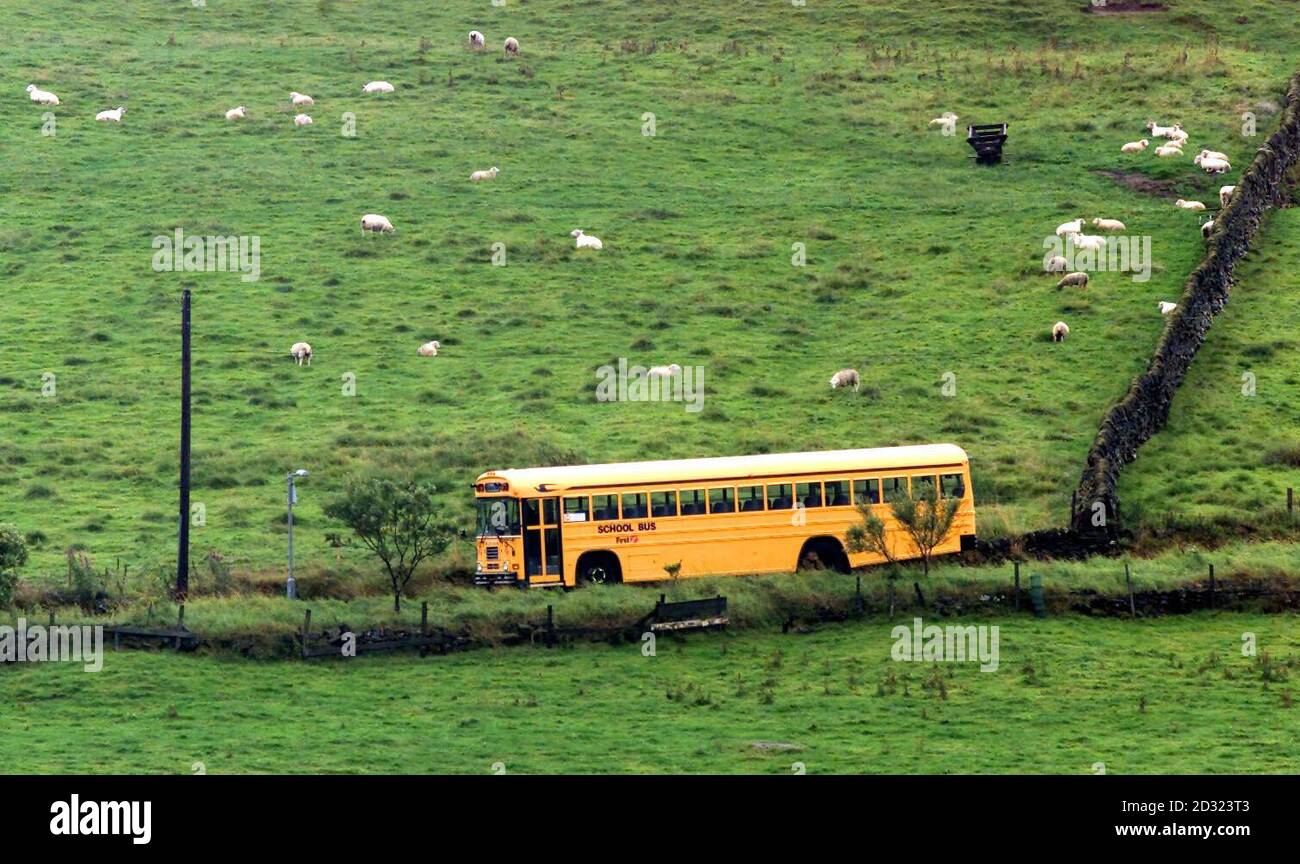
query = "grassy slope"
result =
(2, 1, 1297, 580)
(1121, 208, 1300, 525)
(2, 612, 1297, 773)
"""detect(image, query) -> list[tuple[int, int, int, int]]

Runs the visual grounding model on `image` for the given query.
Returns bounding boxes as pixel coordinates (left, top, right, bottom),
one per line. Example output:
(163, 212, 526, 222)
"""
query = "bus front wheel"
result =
(797, 538, 850, 574)
(576, 552, 623, 587)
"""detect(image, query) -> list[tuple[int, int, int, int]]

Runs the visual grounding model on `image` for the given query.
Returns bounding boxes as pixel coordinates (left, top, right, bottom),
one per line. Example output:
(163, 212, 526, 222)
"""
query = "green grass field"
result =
(3, 612, 1297, 773)
(3, 0, 1298, 581)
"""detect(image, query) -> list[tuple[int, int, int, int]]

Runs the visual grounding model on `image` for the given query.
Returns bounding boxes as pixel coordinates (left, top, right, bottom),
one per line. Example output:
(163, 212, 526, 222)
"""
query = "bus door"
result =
(523, 497, 563, 584)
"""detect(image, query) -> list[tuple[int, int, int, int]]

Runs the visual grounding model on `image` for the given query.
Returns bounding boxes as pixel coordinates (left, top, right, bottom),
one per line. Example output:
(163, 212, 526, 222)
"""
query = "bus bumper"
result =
(474, 567, 519, 588)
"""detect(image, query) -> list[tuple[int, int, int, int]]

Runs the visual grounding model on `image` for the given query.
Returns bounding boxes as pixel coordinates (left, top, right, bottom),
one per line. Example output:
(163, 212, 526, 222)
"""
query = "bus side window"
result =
(941, 473, 966, 499)
(622, 492, 648, 519)
(591, 494, 619, 521)
(679, 489, 707, 516)
(708, 487, 735, 514)
(824, 480, 850, 506)
(853, 479, 881, 505)
(911, 474, 937, 501)
(651, 490, 678, 517)
(767, 483, 792, 510)
(797, 481, 823, 508)
(523, 498, 540, 527)
(882, 477, 909, 503)
(738, 485, 764, 512)
(563, 496, 590, 522)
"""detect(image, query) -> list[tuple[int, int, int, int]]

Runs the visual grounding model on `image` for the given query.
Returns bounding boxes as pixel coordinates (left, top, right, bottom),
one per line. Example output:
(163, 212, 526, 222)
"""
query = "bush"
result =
(0, 524, 30, 608)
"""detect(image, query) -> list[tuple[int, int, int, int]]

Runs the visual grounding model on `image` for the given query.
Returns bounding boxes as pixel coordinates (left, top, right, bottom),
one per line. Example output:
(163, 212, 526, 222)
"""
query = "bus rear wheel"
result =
(576, 552, 622, 587)
(797, 538, 850, 574)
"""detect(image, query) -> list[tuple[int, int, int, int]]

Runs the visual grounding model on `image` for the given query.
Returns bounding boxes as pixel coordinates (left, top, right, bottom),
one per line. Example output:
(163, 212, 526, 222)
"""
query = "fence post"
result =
(854, 575, 864, 616)
(301, 609, 312, 659)
(1208, 563, 1215, 610)
(1029, 574, 1045, 619)
(546, 604, 555, 648)
(421, 601, 428, 637)
(175, 604, 185, 650)
(1014, 561, 1021, 612)
(1289, 487, 1294, 516)
(1125, 562, 1136, 619)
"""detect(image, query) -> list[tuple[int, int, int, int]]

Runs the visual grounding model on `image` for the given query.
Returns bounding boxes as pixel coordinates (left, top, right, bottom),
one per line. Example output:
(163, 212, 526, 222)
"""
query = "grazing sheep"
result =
(1201, 220, 1215, 240)
(1121, 139, 1149, 154)
(1146, 121, 1181, 139)
(469, 166, 500, 182)
(290, 91, 314, 107)
(1154, 143, 1184, 158)
(225, 106, 248, 121)
(290, 342, 313, 366)
(362, 81, 395, 94)
(1055, 218, 1085, 237)
(1174, 199, 1207, 211)
(829, 368, 860, 391)
(1044, 254, 1068, 273)
(293, 113, 313, 127)
(1219, 185, 1236, 207)
(26, 84, 60, 106)
(1051, 322, 1069, 342)
(1198, 149, 1229, 163)
(504, 37, 519, 55)
(1056, 272, 1089, 289)
(571, 229, 603, 250)
(1168, 128, 1190, 144)
(416, 340, 441, 357)
(1194, 154, 1231, 174)
(95, 106, 125, 122)
(468, 30, 485, 49)
(1158, 302, 1177, 315)
(1092, 218, 1126, 232)
(648, 364, 682, 379)
(928, 111, 958, 125)
(1069, 232, 1107, 253)
(360, 213, 395, 234)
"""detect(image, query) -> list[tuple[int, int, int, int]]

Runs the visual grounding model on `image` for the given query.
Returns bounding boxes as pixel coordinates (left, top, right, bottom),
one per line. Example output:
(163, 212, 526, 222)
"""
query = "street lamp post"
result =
(286, 469, 308, 599)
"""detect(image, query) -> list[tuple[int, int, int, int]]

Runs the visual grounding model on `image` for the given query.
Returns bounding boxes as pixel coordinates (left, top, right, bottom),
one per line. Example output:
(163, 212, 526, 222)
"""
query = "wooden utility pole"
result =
(177, 289, 192, 601)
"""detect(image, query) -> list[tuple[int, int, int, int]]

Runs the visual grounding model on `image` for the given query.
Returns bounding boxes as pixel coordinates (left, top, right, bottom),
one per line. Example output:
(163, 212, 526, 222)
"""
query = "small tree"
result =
(0, 524, 29, 608)
(324, 478, 456, 611)
(847, 486, 962, 577)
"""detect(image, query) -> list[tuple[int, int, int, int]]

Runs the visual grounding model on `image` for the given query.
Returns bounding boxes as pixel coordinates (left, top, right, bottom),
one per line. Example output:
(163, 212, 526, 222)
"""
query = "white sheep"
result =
(1168, 128, 1190, 144)
(1219, 185, 1236, 207)
(1092, 218, 1126, 232)
(1154, 143, 1184, 158)
(1069, 232, 1107, 253)
(1121, 139, 1149, 154)
(1044, 254, 1068, 273)
(648, 364, 682, 379)
(1146, 121, 1181, 138)
(1051, 322, 1069, 342)
(360, 213, 395, 234)
(1194, 154, 1231, 174)
(290, 342, 313, 366)
(470, 166, 500, 182)
(362, 81, 395, 94)
(929, 111, 958, 125)
(293, 113, 313, 127)
(225, 106, 248, 121)
(1201, 219, 1215, 240)
(1158, 302, 1177, 315)
(1056, 272, 1088, 289)
(416, 340, 441, 357)
(1198, 149, 1229, 163)
(290, 91, 315, 107)
(468, 30, 485, 49)
(571, 229, 603, 250)
(1174, 199, 1207, 211)
(504, 37, 519, 55)
(1055, 218, 1085, 237)
(829, 368, 860, 391)
(95, 106, 125, 122)
(26, 84, 60, 106)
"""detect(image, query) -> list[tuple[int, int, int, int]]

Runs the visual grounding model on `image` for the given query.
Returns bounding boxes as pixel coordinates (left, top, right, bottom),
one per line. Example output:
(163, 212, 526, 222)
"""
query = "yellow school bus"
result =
(473, 444, 976, 587)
